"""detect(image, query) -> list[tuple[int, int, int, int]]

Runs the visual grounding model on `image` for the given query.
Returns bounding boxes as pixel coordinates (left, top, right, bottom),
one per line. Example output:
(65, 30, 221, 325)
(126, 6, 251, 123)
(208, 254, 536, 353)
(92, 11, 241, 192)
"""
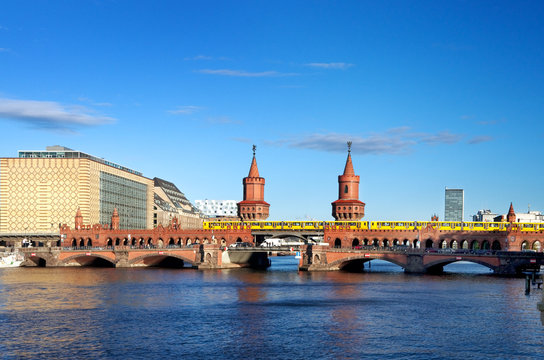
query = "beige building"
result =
(0, 146, 154, 234)
(153, 177, 205, 229)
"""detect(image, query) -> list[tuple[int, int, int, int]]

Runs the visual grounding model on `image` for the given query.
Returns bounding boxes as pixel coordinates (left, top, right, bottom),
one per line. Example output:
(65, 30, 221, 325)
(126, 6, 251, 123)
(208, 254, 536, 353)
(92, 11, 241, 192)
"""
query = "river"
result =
(0, 257, 542, 359)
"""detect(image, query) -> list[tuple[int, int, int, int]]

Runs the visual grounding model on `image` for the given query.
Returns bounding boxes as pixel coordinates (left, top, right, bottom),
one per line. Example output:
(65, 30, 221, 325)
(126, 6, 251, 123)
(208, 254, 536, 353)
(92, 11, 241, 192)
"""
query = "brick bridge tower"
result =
(237, 145, 270, 220)
(332, 142, 365, 220)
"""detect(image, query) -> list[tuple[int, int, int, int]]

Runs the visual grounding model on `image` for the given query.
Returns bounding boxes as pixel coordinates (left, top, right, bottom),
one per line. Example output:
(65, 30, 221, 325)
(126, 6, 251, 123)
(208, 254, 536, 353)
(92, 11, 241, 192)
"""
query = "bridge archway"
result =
(425, 239, 433, 249)
(521, 241, 529, 250)
(61, 254, 116, 267)
(450, 240, 458, 249)
(426, 258, 497, 274)
(87, 238, 92, 247)
(334, 238, 342, 248)
(26, 256, 47, 267)
(533, 241, 541, 251)
(492, 240, 502, 250)
(461, 240, 468, 249)
(383, 239, 390, 248)
(363, 238, 369, 246)
(332, 255, 407, 272)
(79, 238, 85, 247)
(106, 238, 112, 247)
(413, 240, 420, 248)
(130, 253, 195, 268)
(71, 238, 77, 247)
(373, 238, 379, 247)
(439, 240, 447, 249)
(115, 238, 120, 246)
(481, 240, 490, 250)
(352, 238, 360, 248)
(221, 238, 226, 247)
(470, 240, 480, 250)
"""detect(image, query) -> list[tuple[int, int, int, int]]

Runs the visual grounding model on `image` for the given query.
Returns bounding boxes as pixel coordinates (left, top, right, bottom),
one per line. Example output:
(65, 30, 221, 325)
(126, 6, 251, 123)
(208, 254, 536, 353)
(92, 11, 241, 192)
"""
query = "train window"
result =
(383, 222, 390, 226)
(443, 223, 450, 227)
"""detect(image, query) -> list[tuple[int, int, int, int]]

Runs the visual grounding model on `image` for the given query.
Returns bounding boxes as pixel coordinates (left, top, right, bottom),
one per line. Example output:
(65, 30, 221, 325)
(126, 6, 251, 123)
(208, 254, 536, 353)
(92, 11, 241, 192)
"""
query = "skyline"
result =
(1, 1, 543, 221)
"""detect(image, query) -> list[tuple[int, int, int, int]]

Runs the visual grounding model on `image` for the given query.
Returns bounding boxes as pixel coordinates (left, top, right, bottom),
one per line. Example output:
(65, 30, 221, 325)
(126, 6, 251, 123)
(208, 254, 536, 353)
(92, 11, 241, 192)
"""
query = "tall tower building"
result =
(237, 145, 270, 220)
(444, 188, 464, 221)
(332, 142, 365, 220)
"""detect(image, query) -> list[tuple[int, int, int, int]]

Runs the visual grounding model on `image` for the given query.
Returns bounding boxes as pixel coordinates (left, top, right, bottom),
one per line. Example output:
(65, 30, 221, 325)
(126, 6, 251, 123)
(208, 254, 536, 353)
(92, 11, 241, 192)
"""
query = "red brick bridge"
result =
(299, 246, 544, 275)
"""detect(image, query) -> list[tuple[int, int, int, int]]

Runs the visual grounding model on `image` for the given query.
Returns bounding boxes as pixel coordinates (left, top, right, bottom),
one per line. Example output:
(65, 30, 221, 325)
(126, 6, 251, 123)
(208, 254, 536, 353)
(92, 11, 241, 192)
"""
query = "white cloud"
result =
(305, 62, 354, 70)
(467, 135, 493, 144)
(0, 97, 115, 130)
(196, 69, 297, 77)
(269, 128, 464, 155)
(168, 105, 202, 115)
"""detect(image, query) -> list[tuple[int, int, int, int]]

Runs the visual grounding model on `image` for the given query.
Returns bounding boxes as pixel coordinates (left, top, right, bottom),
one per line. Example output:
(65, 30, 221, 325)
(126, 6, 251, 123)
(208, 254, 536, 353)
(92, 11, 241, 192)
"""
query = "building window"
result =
(344, 185, 348, 193)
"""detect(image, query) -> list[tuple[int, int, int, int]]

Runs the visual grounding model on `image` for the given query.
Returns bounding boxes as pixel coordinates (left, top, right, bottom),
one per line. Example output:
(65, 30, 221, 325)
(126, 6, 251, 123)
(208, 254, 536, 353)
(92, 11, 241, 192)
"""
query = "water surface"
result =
(0, 258, 542, 359)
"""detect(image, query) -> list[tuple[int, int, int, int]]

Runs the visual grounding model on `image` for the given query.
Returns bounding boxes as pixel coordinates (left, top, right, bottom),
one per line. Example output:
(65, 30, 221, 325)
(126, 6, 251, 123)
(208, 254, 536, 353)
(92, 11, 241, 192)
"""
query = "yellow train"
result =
(203, 220, 544, 232)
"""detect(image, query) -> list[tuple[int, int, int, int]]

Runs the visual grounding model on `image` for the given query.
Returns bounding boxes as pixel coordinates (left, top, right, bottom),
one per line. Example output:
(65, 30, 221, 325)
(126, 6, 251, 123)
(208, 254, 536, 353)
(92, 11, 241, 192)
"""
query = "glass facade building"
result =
(445, 188, 464, 222)
(100, 172, 148, 229)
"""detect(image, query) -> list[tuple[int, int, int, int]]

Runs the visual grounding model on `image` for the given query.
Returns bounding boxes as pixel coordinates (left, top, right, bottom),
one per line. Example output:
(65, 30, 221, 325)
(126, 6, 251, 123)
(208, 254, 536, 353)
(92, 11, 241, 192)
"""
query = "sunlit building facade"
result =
(0, 146, 154, 233)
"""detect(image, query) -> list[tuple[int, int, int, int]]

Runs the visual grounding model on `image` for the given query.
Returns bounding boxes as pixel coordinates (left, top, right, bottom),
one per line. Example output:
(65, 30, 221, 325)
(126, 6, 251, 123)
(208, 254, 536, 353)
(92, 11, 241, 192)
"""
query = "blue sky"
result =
(1, 1, 543, 221)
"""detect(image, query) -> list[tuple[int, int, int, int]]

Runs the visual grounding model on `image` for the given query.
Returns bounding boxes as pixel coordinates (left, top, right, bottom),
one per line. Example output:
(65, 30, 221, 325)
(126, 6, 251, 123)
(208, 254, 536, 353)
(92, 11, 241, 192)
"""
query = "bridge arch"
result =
(352, 238, 360, 248)
(87, 238, 93, 247)
(25, 255, 47, 267)
(330, 255, 407, 272)
(533, 240, 541, 251)
(383, 239, 390, 248)
(461, 240, 468, 249)
(334, 238, 342, 248)
(492, 240, 502, 250)
(425, 239, 433, 249)
(425, 257, 497, 274)
(439, 240, 447, 249)
(60, 254, 116, 267)
(450, 240, 458, 249)
(129, 253, 195, 268)
(470, 240, 480, 250)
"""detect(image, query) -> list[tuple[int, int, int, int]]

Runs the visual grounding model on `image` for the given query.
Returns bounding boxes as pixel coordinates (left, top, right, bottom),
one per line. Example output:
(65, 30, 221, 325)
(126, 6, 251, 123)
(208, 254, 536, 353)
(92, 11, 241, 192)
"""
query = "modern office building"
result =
(195, 199, 238, 218)
(153, 177, 204, 228)
(0, 146, 154, 233)
(473, 209, 498, 222)
(445, 188, 464, 222)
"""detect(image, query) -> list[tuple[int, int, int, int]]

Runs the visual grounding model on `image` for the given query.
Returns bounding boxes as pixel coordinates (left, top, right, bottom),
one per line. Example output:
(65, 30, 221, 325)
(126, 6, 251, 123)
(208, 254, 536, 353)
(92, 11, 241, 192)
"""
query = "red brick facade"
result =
(332, 146, 365, 220)
(237, 147, 270, 220)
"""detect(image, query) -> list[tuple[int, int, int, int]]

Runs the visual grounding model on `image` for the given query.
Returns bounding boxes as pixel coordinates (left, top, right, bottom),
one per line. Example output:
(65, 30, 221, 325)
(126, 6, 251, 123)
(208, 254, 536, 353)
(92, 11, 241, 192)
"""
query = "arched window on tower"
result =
(344, 185, 348, 193)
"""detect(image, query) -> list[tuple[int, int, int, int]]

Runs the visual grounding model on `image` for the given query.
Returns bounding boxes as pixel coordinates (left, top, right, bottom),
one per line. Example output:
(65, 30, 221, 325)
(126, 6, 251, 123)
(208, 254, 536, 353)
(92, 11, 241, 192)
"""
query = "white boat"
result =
(0, 252, 23, 267)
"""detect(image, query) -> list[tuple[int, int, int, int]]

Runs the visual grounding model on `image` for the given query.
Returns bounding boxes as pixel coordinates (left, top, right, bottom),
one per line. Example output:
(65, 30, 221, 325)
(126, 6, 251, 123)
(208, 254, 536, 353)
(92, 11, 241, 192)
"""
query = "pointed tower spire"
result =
(111, 208, 120, 230)
(332, 142, 365, 220)
(75, 208, 83, 230)
(237, 145, 270, 220)
(248, 145, 260, 177)
(507, 202, 516, 223)
(343, 142, 355, 176)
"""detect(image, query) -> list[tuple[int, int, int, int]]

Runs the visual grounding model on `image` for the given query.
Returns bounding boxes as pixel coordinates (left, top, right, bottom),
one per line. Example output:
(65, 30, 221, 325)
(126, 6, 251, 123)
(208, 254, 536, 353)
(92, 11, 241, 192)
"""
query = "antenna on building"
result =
(252, 144, 256, 156)
(347, 141, 352, 153)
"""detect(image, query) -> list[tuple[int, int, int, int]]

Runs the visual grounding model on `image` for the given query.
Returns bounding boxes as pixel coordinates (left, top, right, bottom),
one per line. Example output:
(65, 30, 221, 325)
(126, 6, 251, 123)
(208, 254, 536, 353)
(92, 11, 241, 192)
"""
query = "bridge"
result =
(299, 246, 544, 275)
(19, 244, 270, 269)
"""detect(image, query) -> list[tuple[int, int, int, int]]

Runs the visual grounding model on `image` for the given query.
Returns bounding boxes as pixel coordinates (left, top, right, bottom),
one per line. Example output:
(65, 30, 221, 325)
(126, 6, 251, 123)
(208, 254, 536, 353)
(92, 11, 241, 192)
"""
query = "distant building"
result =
(0, 145, 154, 233)
(499, 203, 544, 223)
(153, 178, 204, 229)
(195, 199, 238, 218)
(473, 209, 498, 222)
(445, 188, 464, 222)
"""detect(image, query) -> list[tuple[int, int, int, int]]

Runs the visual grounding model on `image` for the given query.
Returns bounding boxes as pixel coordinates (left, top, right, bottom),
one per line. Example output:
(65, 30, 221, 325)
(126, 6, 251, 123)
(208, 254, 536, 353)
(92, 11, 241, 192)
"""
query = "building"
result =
(194, 199, 238, 218)
(473, 209, 498, 222)
(153, 177, 204, 229)
(331, 142, 365, 220)
(499, 203, 544, 223)
(445, 188, 464, 222)
(237, 146, 270, 220)
(0, 146, 154, 233)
